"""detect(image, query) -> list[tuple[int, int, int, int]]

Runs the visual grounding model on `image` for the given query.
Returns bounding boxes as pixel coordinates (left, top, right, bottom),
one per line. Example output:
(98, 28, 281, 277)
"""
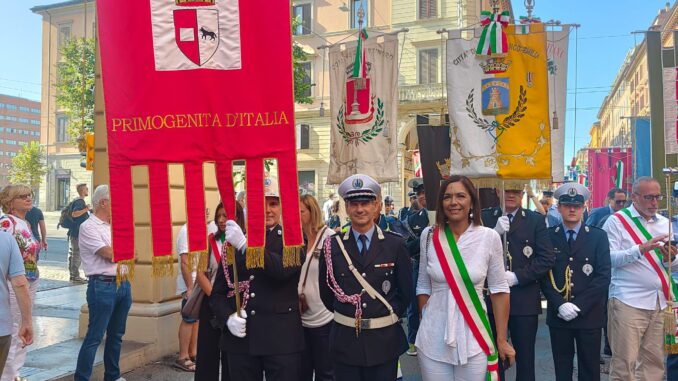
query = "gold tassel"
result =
(246, 247, 265, 269)
(152, 255, 175, 278)
(225, 246, 235, 265)
(283, 245, 303, 268)
(195, 251, 209, 273)
(664, 303, 678, 354)
(116, 260, 135, 287)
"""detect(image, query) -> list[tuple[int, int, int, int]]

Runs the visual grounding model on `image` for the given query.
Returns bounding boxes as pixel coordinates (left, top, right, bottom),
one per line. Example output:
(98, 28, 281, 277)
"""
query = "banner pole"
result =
(231, 244, 242, 317)
(501, 180, 510, 270)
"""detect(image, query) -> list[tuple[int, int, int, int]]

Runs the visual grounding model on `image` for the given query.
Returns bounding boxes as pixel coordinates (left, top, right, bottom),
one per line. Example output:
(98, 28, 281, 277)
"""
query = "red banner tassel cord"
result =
(245, 158, 265, 269)
(110, 165, 136, 284)
(215, 160, 237, 265)
(149, 164, 175, 277)
(185, 163, 209, 272)
(278, 152, 304, 267)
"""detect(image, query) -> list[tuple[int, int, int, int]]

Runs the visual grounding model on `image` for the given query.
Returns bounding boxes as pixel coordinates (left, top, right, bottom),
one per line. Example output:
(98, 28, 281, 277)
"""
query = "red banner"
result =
(587, 147, 632, 208)
(96, 0, 303, 269)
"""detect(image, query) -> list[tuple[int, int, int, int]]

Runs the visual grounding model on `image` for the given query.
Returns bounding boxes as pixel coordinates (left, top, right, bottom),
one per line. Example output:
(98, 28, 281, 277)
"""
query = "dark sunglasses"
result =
(614, 200, 627, 205)
(16, 194, 32, 200)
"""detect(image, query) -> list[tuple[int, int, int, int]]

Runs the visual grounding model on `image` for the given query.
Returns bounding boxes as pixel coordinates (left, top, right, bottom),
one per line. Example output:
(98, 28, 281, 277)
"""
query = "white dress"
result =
(415, 224, 509, 365)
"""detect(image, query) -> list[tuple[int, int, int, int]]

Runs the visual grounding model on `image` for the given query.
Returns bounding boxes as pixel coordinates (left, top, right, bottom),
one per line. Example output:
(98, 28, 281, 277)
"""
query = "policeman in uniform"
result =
(403, 177, 429, 355)
(398, 192, 417, 221)
(482, 185, 554, 381)
(540, 183, 610, 381)
(210, 178, 305, 381)
(318, 174, 413, 381)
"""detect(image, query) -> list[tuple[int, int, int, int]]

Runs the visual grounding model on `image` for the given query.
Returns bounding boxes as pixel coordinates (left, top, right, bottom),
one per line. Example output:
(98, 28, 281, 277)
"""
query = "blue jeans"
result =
(406, 258, 420, 345)
(75, 278, 132, 381)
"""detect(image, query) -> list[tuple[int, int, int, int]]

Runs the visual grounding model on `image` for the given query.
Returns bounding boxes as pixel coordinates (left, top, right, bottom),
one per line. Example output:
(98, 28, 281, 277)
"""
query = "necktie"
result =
(567, 230, 575, 249)
(359, 234, 368, 256)
(507, 213, 514, 224)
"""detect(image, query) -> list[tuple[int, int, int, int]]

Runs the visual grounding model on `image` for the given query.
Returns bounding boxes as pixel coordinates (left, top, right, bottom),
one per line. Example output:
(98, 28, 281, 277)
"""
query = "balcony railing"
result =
(398, 83, 446, 104)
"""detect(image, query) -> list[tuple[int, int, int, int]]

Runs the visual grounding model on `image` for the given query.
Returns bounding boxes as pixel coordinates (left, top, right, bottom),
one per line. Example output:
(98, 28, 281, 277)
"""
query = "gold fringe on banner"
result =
(152, 255, 175, 278)
(469, 178, 553, 191)
(194, 251, 209, 273)
(283, 245, 304, 268)
(225, 246, 235, 265)
(246, 247, 265, 269)
(116, 260, 136, 287)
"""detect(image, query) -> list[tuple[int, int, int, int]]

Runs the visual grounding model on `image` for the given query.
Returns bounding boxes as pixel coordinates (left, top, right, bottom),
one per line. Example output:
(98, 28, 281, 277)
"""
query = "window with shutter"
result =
(418, 48, 439, 84)
(419, 0, 437, 19)
(293, 3, 312, 35)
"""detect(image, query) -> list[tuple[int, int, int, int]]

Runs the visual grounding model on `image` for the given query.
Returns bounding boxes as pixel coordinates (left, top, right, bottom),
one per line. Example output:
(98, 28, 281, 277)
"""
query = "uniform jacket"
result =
(210, 225, 305, 356)
(586, 206, 612, 228)
(540, 224, 611, 329)
(318, 227, 413, 367)
(482, 207, 555, 316)
(405, 208, 430, 259)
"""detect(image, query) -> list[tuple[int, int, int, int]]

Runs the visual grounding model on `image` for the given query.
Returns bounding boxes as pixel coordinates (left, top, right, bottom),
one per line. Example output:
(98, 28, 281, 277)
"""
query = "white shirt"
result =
(298, 227, 334, 327)
(603, 204, 678, 310)
(415, 224, 509, 365)
(175, 222, 218, 295)
(78, 214, 117, 276)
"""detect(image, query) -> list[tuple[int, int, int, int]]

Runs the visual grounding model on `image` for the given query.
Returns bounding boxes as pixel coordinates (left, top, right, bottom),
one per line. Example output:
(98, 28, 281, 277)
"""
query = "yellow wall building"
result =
(32, 0, 96, 211)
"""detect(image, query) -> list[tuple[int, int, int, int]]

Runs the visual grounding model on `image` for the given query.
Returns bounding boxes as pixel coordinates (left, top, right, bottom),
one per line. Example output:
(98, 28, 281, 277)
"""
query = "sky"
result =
(0, 0, 673, 163)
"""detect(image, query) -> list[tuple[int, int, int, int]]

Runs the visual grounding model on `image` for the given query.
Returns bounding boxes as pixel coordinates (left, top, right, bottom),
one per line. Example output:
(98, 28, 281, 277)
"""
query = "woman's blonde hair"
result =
(300, 194, 325, 236)
(0, 184, 32, 214)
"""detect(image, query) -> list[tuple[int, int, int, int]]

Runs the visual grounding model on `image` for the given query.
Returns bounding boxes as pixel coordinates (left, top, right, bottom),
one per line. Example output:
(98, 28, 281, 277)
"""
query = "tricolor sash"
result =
(613, 209, 678, 302)
(432, 226, 499, 381)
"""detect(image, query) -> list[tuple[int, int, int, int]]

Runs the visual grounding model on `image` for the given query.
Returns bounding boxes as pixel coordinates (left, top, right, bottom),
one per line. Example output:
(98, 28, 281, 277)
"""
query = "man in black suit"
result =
(540, 183, 611, 381)
(586, 187, 627, 228)
(210, 178, 305, 381)
(319, 174, 413, 381)
(482, 185, 555, 381)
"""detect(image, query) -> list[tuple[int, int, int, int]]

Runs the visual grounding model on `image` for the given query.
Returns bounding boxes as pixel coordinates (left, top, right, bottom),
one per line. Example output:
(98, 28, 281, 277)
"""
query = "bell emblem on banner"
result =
(345, 28, 375, 125)
(150, 0, 242, 71)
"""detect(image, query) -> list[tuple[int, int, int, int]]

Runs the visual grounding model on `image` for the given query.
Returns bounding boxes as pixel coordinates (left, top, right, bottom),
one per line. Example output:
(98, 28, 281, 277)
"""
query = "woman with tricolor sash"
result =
(415, 176, 514, 380)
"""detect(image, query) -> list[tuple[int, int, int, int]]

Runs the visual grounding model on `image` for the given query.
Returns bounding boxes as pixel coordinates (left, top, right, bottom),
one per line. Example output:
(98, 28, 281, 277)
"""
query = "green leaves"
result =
(9, 141, 47, 189)
(55, 38, 95, 146)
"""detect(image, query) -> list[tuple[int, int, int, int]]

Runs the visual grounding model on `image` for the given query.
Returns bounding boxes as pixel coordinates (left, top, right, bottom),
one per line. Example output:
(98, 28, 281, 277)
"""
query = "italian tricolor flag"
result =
(353, 28, 368, 81)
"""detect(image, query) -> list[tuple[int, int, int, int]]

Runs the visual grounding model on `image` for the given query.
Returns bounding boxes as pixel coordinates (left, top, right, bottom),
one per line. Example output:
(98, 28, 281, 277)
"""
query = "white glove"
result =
(557, 302, 580, 321)
(225, 220, 247, 251)
(226, 310, 248, 338)
(494, 216, 510, 235)
(505, 271, 519, 287)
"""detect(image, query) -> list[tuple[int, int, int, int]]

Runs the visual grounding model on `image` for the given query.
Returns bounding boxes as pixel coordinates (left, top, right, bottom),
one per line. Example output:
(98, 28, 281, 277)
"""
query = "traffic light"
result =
(84, 133, 94, 170)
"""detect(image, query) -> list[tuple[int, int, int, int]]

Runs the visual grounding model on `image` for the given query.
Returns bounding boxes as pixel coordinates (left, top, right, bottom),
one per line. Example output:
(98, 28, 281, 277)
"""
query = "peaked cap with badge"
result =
(338, 174, 381, 202)
(553, 183, 590, 206)
(407, 177, 425, 194)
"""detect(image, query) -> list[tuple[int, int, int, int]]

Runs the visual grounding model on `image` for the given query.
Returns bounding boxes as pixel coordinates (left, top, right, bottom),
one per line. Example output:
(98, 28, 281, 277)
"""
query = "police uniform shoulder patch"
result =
(384, 230, 403, 238)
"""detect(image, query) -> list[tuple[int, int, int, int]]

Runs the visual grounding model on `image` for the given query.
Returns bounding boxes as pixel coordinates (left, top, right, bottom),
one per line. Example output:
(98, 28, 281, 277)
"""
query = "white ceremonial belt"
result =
(334, 312, 399, 330)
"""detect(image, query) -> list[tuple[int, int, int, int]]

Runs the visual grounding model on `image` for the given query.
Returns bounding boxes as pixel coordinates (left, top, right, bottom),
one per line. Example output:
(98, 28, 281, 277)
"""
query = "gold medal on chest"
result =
(523, 245, 533, 258)
(582, 264, 593, 276)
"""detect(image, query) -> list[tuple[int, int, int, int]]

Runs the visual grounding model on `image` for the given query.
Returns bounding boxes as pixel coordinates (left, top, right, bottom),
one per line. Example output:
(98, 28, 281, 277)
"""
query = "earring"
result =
(469, 212, 474, 219)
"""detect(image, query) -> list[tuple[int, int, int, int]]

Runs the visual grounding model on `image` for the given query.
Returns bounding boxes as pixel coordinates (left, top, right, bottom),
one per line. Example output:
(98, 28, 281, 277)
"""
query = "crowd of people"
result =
(1, 172, 678, 381)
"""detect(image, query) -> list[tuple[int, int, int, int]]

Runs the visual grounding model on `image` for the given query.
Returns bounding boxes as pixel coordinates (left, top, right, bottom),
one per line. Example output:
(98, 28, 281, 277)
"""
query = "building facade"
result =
(0, 95, 41, 189)
(32, 0, 96, 211)
(293, 0, 511, 208)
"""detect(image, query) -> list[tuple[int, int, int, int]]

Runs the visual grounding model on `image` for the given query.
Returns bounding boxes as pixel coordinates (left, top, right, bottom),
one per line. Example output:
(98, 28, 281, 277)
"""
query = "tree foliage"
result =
(55, 37, 95, 147)
(10, 142, 47, 189)
(292, 17, 315, 104)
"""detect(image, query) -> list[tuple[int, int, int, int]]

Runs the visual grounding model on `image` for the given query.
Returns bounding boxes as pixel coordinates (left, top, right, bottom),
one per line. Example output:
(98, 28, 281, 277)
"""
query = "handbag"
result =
(181, 235, 222, 320)
(299, 226, 328, 314)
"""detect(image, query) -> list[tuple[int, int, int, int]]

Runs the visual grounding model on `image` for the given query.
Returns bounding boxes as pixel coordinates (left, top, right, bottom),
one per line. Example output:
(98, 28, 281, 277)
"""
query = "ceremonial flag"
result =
(96, 0, 303, 274)
(632, 117, 651, 178)
(446, 24, 551, 184)
(328, 34, 399, 184)
(663, 67, 678, 154)
(587, 148, 632, 207)
(547, 26, 570, 182)
(412, 150, 422, 177)
(417, 123, 451, 212)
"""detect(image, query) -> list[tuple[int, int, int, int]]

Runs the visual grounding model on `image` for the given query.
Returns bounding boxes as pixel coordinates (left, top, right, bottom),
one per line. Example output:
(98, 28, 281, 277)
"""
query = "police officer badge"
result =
(568, 187, 577, 197)
(382, 280, 391, 294)
(582, 264, 593, 276)
(523, 245, 533, 258)
(353, 178, 364, 189)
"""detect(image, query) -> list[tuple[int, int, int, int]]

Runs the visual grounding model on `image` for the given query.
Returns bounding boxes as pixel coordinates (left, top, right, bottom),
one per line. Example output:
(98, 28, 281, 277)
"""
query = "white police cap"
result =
(338, 174, 380, 202)
(264, 177, 279, 198)
(554, 182, 590, 205)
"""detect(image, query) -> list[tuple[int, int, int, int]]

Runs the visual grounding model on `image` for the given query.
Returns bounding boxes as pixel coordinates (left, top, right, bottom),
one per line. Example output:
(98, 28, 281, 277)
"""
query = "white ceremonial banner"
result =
(663, 67, 678, 154)
(547, 26, 569, 181)
(328, 34, 399, 184)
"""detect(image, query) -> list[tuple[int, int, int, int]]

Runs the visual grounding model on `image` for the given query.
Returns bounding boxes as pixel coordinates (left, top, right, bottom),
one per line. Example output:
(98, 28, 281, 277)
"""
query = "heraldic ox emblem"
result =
(150, 0, 242, 71)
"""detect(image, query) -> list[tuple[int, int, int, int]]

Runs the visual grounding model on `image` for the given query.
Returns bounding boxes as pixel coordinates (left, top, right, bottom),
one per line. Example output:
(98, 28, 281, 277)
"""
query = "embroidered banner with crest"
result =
(663, 67, 678, 155)
(96, 0, 303, 273)
(446, 24, 551, 182)
(327, 34, 399, 184)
